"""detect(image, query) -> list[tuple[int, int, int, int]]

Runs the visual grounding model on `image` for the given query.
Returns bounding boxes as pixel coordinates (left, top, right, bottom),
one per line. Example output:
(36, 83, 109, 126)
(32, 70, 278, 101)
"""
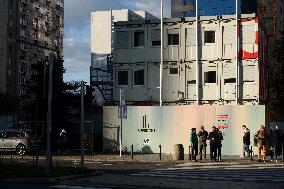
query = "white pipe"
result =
(160, 0, 163, 106)
(236, 0, 238, 105)
(196, 0, 199, 105)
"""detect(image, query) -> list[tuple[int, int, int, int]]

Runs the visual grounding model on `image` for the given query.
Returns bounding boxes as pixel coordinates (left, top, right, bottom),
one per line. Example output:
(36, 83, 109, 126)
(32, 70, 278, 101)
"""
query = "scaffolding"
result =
(90, 54, 113, 105)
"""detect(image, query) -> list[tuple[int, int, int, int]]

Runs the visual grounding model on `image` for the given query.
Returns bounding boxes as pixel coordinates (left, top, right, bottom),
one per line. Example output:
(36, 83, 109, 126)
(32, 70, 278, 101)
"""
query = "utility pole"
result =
(160, 0, 163, 106)
(46, 53, 53, 173)
(196, 0, 199, 105)
(119, 89, 123, 157)
(80, 81, 85, 168)
(235, 0, 239, 105)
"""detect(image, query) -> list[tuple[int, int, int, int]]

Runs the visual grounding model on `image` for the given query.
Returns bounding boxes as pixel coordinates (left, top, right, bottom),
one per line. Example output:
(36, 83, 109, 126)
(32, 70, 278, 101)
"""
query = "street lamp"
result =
(46, 53, 54, 173)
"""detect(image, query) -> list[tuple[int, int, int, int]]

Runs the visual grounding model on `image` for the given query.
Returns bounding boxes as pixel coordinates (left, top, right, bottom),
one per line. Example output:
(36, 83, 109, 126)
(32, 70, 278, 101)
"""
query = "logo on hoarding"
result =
(217, 115, 229, 129)
(144, 138, 150, 144)
(138, 115, 156, 133)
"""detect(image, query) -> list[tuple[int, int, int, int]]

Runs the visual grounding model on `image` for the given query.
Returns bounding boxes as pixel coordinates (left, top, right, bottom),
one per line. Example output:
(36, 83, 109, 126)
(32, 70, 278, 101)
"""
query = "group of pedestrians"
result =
(190, 126, 223, 162)
(190, 124, 283, 162)
(253, 125, 283, 162)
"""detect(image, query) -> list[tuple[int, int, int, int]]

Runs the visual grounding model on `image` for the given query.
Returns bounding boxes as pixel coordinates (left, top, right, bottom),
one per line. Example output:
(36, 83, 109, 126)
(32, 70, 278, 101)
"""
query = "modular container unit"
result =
(112, 14, 268, 105)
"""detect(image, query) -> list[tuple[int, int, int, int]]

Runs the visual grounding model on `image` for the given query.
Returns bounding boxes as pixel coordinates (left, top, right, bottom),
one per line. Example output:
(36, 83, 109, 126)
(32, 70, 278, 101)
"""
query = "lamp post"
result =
(160, 0, 163, 106)
(196, 0, 199, 105)
(46, 53, 53, 173)
(235, 0, 239, 105)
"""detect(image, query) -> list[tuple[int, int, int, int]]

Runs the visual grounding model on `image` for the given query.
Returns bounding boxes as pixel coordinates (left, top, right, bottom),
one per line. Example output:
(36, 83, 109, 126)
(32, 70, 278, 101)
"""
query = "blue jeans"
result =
(243, 144, 250, 156)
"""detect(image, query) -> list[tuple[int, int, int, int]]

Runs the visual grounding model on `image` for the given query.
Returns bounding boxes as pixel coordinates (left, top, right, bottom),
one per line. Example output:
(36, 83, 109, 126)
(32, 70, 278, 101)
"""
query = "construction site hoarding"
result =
(103, 105, 265, 155)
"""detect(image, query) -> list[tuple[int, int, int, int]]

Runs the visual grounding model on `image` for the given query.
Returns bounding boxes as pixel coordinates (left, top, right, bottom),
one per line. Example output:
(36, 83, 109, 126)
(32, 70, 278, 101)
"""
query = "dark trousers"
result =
(217, 144, 222, 161)
(199, 143, 206, 160)
(210, 143, 217, 161)
(276, 143, 282, 156)
(191, 144, 198, 160)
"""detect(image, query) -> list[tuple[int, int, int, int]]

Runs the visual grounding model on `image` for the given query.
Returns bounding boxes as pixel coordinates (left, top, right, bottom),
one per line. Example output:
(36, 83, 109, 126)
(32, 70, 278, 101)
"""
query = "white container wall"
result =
(113, 14, 267, 105)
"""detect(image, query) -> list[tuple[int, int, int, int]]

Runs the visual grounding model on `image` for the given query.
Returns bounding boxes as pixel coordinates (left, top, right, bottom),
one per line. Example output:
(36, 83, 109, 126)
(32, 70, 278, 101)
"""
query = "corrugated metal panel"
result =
(186, 65, 196, 81)
(241, 25, 255, 44)
(186, 28, 196, 46)
(243, 65, 256, 81)
(243, 81, 255, 98)
(223, 26, 236, 44)
(151, 29, 160, 41)
(223, 63, 235, 79)
(168, 28, 179, 34)
(116, 31, 130, 49)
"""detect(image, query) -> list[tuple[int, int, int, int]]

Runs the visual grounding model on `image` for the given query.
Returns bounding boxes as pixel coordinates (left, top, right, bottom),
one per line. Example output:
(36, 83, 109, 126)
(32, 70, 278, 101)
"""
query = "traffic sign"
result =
(118, 106, 127, 119)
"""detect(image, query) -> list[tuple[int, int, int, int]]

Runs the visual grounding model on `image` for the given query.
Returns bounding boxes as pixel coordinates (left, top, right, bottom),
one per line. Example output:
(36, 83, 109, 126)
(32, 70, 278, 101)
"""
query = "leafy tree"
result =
(271, 34, 284, 119)
(0, 92, 16, 114)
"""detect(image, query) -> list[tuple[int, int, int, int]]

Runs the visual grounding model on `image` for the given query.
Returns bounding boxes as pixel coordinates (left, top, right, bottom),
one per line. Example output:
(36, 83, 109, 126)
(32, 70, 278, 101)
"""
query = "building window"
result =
(224, 78, 236, 84)
(117, 71, 128, 86)
(204, 31, 215, 43)
(204, 71, 216, 83)
(151, 29, 161, 47)
(170, 67, 178, 75)
(134, 69, 144, 85)
(187, 80, 196, 84)
(133, 31, 144, 48)
(168, 33, 179, 45)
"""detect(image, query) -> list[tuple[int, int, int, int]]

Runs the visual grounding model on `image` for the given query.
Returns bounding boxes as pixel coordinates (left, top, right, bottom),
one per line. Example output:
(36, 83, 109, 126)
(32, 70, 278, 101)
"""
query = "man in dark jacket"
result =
(216, 128, 223, 161)
(198, 126, 208, 160)
(208, 126, 219, 161)
(274, 125, 283, 158)
(243, 127, 251, 157)
(190, 128, 198, 161)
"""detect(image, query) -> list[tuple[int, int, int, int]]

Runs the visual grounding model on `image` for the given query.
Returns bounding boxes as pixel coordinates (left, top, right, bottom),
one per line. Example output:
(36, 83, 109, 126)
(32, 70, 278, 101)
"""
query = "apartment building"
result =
(112, 14, 268, 105)
(90, 9, 157, 105)
(0, 0, 64, 119)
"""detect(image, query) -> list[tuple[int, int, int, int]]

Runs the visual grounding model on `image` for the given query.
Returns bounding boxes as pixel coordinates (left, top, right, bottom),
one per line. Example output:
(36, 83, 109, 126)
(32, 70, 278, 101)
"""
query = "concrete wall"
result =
(103, 105, 265, 155)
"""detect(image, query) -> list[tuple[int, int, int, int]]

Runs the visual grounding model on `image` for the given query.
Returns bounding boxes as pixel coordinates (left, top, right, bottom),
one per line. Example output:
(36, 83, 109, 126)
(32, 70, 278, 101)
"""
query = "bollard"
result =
(188, 146, 192, 160)
(250, 146, 253, 161)
(131, 145, 134, 159)
(159, 145, 162, 161)
(205, 145, 207, 159)
(36, 146, 39, 167)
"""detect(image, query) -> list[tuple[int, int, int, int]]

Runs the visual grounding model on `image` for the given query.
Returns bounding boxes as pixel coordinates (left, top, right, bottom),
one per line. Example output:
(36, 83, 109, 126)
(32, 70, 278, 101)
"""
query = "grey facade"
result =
(0, 0, 64, 119)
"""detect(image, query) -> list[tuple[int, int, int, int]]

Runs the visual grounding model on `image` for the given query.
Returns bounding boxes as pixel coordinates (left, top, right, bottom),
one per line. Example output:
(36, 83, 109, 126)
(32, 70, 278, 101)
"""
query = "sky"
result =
(63, 0, 237, 84)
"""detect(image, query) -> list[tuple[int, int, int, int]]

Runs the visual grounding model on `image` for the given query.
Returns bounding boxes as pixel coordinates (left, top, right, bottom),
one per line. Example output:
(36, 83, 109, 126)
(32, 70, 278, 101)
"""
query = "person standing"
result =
(268, 127, 277, 162)
(216, 128, 223, 161)
(208, 126, 218, 162)
(274, 125, 283, 159)
(240, 125, 247, 157)
(243, 127, 251, 157)
(59, 129, 68, 154)
(190, 128, 198, 161)
(254, 125, 267, 162)
(198, 126, 208, 160)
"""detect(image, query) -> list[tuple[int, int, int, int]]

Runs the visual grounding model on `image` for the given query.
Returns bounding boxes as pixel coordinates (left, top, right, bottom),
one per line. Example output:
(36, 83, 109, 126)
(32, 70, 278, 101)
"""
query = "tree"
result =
(271, 34, 284, 119)
(0, 92, 16, 114)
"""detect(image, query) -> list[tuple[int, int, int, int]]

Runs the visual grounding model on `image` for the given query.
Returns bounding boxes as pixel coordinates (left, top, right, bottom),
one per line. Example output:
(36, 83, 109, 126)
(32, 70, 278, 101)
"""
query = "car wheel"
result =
(16, 144, 26, 156)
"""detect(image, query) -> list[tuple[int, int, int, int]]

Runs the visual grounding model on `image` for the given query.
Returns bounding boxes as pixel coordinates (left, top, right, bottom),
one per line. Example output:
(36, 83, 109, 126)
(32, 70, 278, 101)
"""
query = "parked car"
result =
(0, 129, 32, 155)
